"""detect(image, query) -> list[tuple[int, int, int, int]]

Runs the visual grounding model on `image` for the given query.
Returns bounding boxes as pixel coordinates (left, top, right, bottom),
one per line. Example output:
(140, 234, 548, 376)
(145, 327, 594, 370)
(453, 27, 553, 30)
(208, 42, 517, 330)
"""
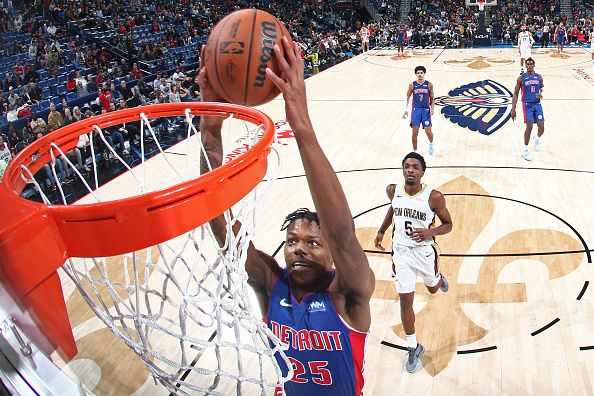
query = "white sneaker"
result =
(428, 142, 435, 155)
(533, 137, 541, 151)
(522, 149, 533, 161)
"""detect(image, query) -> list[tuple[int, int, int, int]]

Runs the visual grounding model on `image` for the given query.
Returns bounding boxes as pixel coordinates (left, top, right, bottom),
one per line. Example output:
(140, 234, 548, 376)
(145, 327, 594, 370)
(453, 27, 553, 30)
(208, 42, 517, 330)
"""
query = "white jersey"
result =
(361, 27, 369, 41)
(0, 159, 7, 182)
(391, 183, 436, 248)
(0, 143, 12, 164)
(518, 31, 533, 48)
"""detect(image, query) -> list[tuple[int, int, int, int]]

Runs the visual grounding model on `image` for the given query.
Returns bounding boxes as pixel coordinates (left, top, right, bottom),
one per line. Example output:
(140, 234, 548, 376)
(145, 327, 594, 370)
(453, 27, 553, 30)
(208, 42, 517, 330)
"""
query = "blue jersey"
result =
(397, 27, 406, 43)
(412, 80, 431, 109)
(265, 269, 367, 396)
(521, 72, 541, 103)
(556, 26, 566, 40)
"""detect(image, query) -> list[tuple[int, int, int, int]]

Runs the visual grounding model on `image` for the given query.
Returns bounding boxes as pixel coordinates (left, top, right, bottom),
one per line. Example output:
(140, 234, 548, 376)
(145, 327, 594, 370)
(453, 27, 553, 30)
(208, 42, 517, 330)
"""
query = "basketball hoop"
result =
(478, 0, 485, 11)
(0, 102, 293, 394)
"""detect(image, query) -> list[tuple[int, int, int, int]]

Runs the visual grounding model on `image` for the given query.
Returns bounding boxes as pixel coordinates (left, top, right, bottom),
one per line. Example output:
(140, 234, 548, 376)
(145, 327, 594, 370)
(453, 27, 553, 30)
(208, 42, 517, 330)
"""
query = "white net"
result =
(17, 107, 292, 395)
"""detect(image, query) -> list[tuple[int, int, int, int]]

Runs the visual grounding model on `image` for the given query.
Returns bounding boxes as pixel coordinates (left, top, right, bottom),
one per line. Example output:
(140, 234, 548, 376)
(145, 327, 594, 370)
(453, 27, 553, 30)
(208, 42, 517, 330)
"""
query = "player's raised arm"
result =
(266, 37, 374, 329)
(198, 45, 279, 303)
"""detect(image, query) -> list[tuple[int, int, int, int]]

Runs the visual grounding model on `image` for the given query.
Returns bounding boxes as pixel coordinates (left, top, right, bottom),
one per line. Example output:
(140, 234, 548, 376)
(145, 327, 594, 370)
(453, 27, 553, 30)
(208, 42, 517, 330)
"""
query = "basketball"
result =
(204, 9, 293, 106)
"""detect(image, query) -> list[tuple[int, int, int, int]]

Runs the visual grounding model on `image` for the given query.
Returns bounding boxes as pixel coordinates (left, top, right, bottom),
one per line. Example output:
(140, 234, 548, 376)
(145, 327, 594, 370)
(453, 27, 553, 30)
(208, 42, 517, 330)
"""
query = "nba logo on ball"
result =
(205, 9, 293, 106)
(220, 42, 245, 54)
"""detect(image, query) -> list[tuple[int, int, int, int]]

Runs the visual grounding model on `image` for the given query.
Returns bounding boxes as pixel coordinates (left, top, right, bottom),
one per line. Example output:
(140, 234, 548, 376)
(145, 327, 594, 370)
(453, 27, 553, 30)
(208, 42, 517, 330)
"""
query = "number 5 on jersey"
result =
(405, 220, 413, 237)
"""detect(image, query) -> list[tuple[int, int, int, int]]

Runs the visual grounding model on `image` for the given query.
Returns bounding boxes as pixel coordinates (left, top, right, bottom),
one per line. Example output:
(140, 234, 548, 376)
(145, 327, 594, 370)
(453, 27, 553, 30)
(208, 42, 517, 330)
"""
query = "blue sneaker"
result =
(428, 142, 435, 156)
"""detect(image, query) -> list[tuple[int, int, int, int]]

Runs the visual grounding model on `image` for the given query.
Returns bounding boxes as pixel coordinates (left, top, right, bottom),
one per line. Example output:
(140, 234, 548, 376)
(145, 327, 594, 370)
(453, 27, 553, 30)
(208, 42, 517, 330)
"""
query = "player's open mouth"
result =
(292, 261, 313, 269)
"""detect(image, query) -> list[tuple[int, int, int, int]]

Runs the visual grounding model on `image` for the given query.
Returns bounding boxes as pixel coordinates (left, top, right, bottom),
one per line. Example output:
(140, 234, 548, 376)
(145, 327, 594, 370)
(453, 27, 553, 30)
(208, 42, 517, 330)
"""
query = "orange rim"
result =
(0, 102, 275, 359)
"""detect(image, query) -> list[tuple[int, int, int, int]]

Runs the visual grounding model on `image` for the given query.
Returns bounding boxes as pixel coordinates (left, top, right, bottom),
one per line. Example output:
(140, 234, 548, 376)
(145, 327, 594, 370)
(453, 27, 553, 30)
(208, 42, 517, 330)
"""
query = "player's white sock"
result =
(523, 144, 529, 152)
(406, 334, 418, 349)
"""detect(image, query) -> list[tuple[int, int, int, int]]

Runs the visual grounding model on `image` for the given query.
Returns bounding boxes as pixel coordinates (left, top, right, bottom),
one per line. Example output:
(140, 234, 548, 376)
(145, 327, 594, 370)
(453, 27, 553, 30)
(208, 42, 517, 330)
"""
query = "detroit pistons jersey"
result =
(412, 80, 430, 109)
(397, 27, 406, 42)
(391, 183, 436, 247)
(265, 269, 367, 396)
(521, 72, 541, 103)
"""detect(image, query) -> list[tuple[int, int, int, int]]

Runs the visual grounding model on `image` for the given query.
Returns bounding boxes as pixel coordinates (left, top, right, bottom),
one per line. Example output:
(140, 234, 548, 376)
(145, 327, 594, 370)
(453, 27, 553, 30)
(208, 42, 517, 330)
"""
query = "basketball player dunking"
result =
(517, 26, 534, 74)
(374, 152, 452, 373)
(403, 66, 436, 155)
(511, 57, 545, 161)
(199, 37, 374, 395)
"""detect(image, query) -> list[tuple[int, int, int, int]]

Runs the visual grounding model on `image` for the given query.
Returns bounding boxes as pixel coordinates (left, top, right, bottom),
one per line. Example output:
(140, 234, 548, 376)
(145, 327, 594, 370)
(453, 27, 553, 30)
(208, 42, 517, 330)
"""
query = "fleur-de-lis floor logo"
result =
(445, 55, 514, 69)
(357, 176, 585, 376)
(533, 49, 584, 58)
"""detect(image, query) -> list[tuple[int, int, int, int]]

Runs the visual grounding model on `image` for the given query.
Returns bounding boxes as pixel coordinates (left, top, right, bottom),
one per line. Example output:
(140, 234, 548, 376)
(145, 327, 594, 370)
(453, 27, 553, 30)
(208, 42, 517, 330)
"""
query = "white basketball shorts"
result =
(392, 244, 441, 294)
(520, 46, 532, 59)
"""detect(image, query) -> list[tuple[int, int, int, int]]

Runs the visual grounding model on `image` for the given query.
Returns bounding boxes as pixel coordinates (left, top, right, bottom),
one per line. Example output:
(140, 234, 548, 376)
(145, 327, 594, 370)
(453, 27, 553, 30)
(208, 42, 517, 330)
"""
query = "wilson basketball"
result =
(204, 9, 293, 106)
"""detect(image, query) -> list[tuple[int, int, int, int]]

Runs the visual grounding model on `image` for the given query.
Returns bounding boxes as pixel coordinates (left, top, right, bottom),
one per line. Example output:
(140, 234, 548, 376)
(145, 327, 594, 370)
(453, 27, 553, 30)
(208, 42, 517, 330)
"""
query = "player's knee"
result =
(399, 294, 414, 307)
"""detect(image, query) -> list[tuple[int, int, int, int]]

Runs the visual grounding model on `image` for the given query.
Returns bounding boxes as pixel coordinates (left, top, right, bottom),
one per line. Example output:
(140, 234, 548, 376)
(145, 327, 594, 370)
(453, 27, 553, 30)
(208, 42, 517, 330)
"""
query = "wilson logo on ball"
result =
(254, 21, 277, 88)
(220, 42, 245, 54)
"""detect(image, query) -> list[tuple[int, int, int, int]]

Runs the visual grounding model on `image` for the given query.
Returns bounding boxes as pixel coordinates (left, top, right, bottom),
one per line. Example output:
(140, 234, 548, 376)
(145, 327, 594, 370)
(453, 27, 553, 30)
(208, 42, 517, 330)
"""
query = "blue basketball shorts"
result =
(522, 102, 544, 123)
(410, 107, 432, 128)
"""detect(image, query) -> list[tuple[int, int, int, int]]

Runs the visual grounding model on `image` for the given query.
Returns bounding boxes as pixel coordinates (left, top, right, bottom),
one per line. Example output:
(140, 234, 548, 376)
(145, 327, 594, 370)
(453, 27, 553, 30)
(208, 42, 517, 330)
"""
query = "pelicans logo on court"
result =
(434, 79, 512, 135)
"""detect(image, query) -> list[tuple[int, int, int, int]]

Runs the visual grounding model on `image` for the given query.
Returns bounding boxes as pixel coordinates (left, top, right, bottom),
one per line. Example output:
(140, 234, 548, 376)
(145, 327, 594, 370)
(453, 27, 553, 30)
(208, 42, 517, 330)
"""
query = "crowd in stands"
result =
(365, 0, 593, 49)
(360, 0, 483, 48)
(492, 0, 556, 44)
(0, 0, 370, 192)
(2, 0, 593, 191)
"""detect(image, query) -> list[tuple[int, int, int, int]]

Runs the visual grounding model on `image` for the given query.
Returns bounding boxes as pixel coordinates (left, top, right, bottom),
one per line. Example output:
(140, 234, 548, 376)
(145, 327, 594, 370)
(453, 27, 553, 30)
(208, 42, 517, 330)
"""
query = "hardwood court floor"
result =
(54, 48, 594, 395)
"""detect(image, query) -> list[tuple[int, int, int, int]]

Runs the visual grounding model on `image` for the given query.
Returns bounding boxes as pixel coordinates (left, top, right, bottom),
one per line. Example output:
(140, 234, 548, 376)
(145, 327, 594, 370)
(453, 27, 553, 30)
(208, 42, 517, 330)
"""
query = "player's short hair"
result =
(281, 208, 320, 231)
(526, 57, 535, 64)
(402, 152, 427, 171)
(414, 66, 426, 74)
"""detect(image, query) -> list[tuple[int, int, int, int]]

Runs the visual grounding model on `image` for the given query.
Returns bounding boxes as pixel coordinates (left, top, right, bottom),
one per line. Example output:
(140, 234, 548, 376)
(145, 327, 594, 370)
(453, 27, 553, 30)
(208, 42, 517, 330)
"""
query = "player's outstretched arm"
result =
(198, 45, 280, 305)
(266, 37, 374, 330)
